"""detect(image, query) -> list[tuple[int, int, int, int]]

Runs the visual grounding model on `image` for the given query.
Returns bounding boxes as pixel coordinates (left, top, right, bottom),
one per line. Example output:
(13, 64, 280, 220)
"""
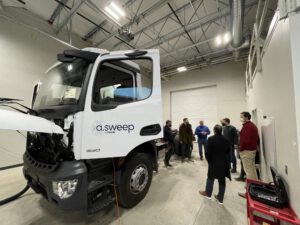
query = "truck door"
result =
(77, 49, 163, 159)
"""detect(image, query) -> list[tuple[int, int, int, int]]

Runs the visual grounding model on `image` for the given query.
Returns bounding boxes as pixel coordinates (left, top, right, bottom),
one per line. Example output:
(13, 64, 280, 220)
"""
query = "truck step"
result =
(88, 176, 113, 193)
(88, 195, 115, 214)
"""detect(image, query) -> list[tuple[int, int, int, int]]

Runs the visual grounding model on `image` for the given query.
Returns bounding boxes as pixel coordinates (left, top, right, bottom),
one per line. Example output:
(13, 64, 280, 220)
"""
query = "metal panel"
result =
(55, 0, 87, 34)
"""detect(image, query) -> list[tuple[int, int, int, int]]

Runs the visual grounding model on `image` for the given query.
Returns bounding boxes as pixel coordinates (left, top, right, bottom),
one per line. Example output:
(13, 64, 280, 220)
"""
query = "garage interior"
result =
(1, 0, 300, 225)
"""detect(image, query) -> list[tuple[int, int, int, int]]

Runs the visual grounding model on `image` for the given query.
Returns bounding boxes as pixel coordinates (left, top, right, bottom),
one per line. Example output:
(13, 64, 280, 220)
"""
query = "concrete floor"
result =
(0, 152, 247, 225)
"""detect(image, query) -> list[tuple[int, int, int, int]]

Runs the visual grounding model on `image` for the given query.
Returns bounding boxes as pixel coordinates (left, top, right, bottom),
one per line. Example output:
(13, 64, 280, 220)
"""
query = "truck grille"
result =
(24, 151, 59, 172)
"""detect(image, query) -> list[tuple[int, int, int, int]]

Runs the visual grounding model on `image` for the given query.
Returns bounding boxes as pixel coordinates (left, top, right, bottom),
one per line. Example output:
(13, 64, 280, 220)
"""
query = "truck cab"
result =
(22, 48, 163, 213)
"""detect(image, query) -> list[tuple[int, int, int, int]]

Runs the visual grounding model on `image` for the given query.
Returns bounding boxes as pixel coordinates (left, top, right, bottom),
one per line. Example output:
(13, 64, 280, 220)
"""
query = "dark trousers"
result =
(164, 142, 174, 165)
(240, 161, 246, 178)
(205, 177, 226, 201)
(237, 151, 246, 178)
(230, 147, 237, 169)
(197, 140, 207, 158)
(181, 143, 191, 159)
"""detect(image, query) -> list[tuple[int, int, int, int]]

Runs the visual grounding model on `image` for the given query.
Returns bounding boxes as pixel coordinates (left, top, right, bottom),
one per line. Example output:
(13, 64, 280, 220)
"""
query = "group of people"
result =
(164, 118, 211, 165)
(163, 111, 260, 205)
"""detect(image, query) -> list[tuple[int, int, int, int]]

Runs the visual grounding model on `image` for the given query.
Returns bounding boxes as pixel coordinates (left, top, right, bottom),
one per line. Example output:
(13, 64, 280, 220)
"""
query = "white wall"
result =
(247, 13, 300, 215)
(290, 13, 300, 172)
(162, 61, 247, 131)
(0, 14, 86, 167)
(170, 85, 218, 132)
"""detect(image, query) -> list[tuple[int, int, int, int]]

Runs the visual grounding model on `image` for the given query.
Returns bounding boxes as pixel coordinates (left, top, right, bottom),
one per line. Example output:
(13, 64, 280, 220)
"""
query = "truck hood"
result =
(0, 109, 64, 134)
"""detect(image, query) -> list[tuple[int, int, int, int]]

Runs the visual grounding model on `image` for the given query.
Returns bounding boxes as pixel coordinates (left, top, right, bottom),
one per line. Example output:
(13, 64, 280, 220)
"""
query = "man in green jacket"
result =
(179, 118, 194, 162)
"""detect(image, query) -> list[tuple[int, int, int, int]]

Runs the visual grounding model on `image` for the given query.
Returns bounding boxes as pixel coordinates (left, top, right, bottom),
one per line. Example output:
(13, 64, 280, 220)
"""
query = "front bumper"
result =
(23, 152, 88, 211)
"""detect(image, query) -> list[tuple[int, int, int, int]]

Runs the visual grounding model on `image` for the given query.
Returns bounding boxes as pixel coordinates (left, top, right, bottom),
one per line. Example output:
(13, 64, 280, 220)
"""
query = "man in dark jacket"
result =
(164, 120, 175, 167)
(221, 118, 238, 173)
(195, 120, 210, 160)
(199, 125, 231, 204)
(179, 118, 194, 162)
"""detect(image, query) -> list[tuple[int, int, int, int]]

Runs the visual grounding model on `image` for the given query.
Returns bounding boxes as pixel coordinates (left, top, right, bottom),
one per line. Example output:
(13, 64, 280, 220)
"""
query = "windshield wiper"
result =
(0, 98, 38, 115)
(0, 97, 23, 102)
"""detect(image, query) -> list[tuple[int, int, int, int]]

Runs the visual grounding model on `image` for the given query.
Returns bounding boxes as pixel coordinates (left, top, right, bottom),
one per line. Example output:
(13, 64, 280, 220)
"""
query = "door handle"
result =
(140, 124, 161, 136)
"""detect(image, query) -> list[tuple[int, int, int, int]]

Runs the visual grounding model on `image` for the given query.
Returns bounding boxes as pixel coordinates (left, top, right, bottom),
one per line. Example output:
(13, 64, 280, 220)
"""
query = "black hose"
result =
(0, 184, 30, 206)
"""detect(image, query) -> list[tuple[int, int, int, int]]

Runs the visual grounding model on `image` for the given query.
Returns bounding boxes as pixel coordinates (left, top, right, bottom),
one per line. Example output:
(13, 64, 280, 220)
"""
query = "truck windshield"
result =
(34, 59, 90, 108)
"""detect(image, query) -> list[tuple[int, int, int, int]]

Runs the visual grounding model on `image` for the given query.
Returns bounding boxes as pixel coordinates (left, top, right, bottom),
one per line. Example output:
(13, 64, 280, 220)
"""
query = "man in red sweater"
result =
(237, 112, 259, 181)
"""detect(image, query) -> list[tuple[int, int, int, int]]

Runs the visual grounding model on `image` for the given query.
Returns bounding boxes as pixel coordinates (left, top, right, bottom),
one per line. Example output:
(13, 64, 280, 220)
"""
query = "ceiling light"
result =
(215, 35, 222, 46)
(110, 2, 125, 17)
(177, 66, 187, 72)
(224, 32, 231, 43)
(105, 6, 120, 20)
(105, 2, 125, 21)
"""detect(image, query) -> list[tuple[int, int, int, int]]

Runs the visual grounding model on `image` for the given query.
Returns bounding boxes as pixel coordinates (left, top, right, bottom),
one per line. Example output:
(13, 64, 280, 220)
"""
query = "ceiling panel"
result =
(14, 0, 57, 21)
(1, 0, 278, 74)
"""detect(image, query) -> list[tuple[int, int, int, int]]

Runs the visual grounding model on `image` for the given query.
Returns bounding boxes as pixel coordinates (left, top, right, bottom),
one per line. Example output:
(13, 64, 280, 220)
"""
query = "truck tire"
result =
(118, 153, 153, 208)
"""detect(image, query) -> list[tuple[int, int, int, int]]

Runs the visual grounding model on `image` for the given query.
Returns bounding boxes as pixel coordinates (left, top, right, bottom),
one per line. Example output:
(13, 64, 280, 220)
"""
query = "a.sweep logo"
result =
(93, 122, 135, 134)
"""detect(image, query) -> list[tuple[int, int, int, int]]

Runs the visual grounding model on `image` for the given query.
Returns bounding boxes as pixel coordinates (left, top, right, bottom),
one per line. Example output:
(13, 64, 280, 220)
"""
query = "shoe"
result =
(200, 157, 203, 160)
(214, 194, 223, 205)
(238, 192, 246, 198)
(167, 163, 173, 167)
(234, 177, 246, 182)
(231, 168, 237, 173)
(199, 191, 211, 200)
(181, 159, 184, 163)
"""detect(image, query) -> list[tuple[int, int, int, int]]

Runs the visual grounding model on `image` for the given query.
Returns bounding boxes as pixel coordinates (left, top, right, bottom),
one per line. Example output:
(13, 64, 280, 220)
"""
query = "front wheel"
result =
(118, 153, 153, 208)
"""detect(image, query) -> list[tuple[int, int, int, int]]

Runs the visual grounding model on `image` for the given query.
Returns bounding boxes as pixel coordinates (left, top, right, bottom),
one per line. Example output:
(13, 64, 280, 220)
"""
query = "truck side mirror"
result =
(31, 83, 39, 108)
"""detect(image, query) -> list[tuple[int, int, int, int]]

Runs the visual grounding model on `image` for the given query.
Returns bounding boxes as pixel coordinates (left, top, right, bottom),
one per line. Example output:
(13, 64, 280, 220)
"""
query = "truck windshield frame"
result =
(34, 59, 91, 109)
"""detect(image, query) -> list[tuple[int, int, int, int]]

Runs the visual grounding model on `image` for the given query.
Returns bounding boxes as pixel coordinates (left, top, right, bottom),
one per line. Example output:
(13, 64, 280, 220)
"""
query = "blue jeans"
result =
(198, 139, 207, 158)
(205, 177, 226, 202)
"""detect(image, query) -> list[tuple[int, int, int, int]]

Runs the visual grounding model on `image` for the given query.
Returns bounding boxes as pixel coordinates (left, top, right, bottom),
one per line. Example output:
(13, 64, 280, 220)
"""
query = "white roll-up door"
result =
(171, 86, 218, 136)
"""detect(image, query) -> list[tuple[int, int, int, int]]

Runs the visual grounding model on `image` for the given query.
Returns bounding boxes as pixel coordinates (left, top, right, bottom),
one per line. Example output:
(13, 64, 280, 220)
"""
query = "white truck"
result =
(1, 48, 163, 213)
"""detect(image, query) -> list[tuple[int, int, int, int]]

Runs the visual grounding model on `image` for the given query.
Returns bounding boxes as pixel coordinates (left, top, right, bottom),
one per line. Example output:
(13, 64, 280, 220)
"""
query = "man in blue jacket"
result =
(195, 120, 210, 160)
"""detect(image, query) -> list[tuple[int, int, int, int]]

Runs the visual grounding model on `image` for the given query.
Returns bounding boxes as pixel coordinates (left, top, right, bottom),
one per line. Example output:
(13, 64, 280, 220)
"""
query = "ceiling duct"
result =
(230, 0, 245, 58)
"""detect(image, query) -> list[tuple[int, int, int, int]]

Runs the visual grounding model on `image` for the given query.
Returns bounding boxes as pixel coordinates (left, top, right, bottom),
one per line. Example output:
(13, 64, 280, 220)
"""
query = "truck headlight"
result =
(52, 179, 78, 199)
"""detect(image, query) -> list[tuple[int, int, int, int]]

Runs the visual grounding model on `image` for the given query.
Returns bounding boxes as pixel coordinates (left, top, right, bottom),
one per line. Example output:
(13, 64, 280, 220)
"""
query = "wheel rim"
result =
(130, 164, 149, 195)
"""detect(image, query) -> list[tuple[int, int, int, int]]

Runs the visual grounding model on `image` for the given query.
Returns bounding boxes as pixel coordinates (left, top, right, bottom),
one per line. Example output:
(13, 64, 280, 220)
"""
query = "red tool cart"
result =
(246, 177, 300, 225)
